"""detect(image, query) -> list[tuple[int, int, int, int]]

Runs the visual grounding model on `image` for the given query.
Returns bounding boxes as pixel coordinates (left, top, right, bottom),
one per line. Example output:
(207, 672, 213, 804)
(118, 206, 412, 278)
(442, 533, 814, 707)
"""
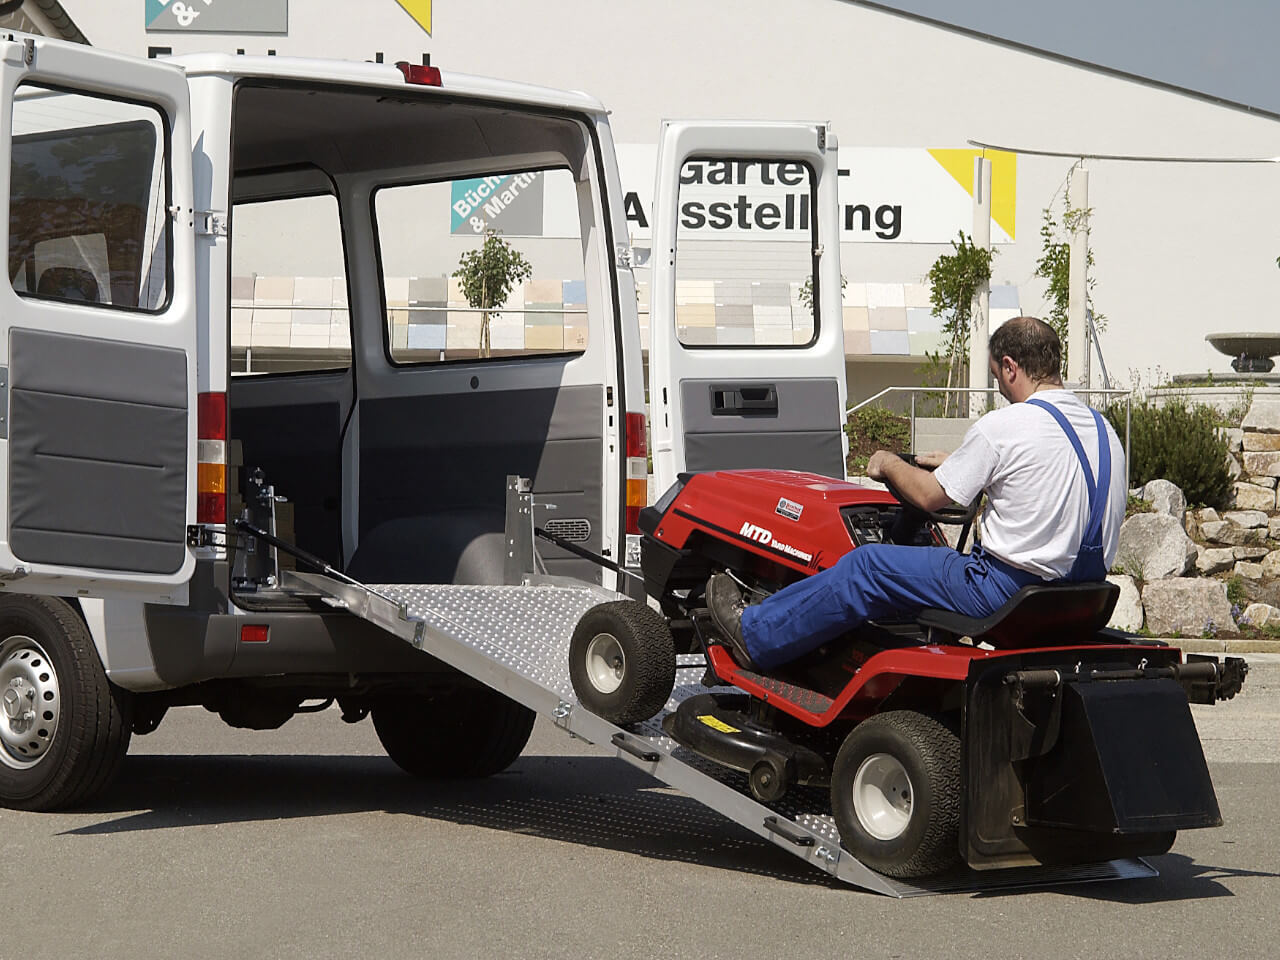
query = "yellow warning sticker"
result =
(697, 714, 740, 734)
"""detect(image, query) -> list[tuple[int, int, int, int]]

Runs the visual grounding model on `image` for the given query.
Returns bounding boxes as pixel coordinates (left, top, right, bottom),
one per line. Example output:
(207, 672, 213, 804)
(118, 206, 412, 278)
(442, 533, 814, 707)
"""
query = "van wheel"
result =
(830, 710, 961, 879)
(372, 685, 535, 778)
(569, 600, 676, 725)
(0, 595, 133, 810)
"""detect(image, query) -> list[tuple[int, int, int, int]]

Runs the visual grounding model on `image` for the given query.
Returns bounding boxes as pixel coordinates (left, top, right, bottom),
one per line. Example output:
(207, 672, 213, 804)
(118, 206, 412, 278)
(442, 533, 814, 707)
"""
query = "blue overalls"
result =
(739, 399, 1112, 671)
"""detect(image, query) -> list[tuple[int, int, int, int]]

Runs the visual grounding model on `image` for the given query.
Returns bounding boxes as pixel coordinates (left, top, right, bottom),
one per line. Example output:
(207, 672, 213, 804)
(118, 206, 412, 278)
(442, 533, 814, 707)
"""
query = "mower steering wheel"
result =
(883, 453, 980, 527)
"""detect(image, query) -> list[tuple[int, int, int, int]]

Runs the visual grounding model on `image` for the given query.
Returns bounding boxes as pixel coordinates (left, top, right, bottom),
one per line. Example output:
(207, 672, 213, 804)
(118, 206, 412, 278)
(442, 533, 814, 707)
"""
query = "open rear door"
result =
(0, 34, 197, 602)
(649, 122, 847, 495)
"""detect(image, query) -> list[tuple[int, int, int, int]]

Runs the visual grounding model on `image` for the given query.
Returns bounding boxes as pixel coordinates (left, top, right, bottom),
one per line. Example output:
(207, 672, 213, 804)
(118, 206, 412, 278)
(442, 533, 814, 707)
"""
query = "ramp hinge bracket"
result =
(814, 844, 841, 873)
(552, 700, 573, 732)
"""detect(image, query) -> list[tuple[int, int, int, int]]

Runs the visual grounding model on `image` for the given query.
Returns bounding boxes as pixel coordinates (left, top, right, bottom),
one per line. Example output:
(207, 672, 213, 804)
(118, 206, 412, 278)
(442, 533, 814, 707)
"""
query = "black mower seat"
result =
(916, 580, 1120, 649)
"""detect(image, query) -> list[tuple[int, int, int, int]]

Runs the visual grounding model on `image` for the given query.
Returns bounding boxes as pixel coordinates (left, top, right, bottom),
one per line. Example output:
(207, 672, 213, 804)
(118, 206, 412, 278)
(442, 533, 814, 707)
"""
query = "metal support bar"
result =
(503, 475, 535, 585)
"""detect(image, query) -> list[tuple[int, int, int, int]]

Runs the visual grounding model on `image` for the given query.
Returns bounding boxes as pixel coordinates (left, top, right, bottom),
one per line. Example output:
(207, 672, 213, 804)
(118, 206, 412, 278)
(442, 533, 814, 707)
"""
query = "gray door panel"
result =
(8, 329, 188, 573)
(679, 377, 844, 477)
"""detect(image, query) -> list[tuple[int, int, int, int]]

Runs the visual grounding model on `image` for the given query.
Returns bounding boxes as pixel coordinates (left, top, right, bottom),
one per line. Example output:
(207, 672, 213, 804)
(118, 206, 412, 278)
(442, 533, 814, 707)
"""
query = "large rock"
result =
(1270, 517, 1280, 540)
(1105, 574, 1142, 631)
(1226, 453, 1243, 481)
(1141, 479, 1186, 522)
(1115, 513, 1196, 580)
(1234, 561, 1265, 580)
(1243, 451, 1280, 476)
(1223, 509, 1269, 529)
(1262, 549, 1280, 579)
(1242, 602, 1279, 628)
(1195, 546, 1235, 575)
(1234, 545, 1271, 560)
(1242, 397, 1280, 434)
(1199, 507, 1221, 524)
(1252, 475, 1278, 489)
(1222, 427, 1244, 451)
(1232, 482, 1276, 511)
(1142, 579, 1236, 635)
(1200, 520, 1253, 546)
(1243, 430, 1280, 451)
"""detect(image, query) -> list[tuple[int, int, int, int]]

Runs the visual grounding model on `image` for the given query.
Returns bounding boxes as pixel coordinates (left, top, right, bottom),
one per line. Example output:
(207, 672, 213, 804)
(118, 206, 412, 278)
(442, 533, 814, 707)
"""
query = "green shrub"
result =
(846, 406, 910, 474)
(1105, 399, 1232, 508)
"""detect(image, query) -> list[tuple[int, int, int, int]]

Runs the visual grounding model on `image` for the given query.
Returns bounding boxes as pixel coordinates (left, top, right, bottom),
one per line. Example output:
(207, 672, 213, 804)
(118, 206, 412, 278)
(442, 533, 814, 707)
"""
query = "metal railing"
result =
(847, 385, 1134, 489)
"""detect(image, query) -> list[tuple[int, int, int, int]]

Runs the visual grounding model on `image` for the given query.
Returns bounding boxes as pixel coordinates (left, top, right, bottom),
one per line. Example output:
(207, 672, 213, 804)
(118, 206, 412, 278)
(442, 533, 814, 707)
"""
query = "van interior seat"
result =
(37, 266, 99, 302)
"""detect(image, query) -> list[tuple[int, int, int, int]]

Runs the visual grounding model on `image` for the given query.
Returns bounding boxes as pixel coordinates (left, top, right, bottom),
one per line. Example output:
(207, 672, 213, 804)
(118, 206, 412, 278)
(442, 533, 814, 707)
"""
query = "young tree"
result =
(453, 230, 533, 358)
(925, 231, 994, 413)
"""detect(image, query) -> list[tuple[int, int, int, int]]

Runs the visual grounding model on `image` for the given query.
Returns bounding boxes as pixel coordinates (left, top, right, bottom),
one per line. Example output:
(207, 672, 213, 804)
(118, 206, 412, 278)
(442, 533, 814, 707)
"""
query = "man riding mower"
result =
(568, 317, 1246, 879)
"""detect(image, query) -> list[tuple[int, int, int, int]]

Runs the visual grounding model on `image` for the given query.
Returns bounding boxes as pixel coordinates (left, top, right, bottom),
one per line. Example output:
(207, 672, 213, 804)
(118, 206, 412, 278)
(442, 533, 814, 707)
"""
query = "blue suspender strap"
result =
(1025, 398, 1111, 581)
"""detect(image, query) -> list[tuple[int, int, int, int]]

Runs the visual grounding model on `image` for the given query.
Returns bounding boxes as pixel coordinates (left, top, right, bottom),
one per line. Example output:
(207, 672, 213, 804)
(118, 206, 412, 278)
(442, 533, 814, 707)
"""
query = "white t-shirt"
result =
(932, 389, 1127, 579)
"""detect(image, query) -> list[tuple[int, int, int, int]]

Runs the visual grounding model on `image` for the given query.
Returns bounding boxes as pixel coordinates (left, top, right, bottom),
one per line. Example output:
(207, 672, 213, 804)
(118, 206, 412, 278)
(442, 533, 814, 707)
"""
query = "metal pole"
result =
(910, 392, 917, 453)
(1125, 394, 1132, 492)
(968, 157, 992, 417)
(1067, 165, 1089, 386)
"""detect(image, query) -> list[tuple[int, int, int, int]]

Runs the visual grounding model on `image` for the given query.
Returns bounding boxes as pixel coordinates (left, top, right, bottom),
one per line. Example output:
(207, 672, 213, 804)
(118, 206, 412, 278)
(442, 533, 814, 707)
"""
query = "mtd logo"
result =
(737, 522, 813, 564)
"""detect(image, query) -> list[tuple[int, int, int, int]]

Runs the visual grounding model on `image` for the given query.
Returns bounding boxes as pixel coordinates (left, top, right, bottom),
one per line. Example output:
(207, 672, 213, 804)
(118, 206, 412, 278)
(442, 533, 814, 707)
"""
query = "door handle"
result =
(711, 384, 778, 416)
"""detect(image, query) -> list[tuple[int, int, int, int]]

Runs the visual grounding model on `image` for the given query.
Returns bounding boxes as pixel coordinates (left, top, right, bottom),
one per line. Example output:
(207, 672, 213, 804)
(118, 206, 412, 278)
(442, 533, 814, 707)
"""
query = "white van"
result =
(0, 33, 846, 809)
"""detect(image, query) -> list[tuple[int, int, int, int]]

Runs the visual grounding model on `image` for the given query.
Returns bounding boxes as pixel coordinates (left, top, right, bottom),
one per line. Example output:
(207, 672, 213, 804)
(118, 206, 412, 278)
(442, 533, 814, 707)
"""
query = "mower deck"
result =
(282, 571, 1156, 896)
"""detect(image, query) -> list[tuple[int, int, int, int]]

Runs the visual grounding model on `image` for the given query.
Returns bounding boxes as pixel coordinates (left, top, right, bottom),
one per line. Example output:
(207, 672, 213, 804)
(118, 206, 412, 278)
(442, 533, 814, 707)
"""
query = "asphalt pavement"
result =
(5, 660, 1279, 960)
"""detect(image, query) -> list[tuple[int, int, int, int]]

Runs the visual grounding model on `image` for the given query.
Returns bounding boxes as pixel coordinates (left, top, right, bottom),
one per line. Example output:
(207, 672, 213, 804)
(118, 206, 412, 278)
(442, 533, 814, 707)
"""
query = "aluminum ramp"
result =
(280, 568, 1155, 897)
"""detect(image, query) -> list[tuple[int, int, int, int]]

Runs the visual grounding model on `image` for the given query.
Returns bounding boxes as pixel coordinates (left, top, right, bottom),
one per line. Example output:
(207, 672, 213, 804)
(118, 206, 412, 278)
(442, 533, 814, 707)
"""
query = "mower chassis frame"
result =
(275, 477, 1157, 897)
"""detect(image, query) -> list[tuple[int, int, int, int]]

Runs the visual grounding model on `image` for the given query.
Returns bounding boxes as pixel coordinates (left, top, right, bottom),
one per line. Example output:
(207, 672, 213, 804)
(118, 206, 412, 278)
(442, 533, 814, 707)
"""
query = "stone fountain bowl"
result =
(1206, 332, 1280, 372)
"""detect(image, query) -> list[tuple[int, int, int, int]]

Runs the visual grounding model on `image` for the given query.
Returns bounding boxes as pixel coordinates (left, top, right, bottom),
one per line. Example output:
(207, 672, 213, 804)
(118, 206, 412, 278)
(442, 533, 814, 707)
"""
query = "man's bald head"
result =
(988, 316, 1063, 383)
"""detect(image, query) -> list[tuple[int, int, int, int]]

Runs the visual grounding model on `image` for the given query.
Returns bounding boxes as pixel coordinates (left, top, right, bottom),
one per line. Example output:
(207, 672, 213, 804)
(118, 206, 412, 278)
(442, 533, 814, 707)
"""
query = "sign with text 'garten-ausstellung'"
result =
(146, 0, 288, 34)
(445, 147, 1015, 243)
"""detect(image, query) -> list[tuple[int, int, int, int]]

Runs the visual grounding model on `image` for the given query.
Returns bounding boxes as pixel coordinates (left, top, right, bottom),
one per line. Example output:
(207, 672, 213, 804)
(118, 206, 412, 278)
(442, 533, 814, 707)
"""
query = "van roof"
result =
(170, 53, 608, 115)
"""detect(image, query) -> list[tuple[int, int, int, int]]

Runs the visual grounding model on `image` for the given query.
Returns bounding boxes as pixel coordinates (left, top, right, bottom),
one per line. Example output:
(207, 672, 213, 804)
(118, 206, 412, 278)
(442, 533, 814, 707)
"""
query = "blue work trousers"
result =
(740, 543, 1044, 671)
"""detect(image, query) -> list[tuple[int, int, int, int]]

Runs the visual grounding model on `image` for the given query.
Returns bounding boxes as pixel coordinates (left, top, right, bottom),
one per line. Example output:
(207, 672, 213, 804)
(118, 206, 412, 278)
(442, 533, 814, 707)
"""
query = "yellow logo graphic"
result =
(395, 0, 431, 35)
(927, 148, 1017, 240)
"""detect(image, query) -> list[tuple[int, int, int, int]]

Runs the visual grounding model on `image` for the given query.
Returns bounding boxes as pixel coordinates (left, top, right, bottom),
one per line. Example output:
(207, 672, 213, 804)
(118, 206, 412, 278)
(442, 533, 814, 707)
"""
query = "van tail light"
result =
(197, 391, 227, 525)
(625, 411, 648, 535)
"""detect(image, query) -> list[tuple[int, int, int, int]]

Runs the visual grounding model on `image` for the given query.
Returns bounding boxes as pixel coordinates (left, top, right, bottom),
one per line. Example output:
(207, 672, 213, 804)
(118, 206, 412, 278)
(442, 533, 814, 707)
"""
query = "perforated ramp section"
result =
(301, 578, 1157, 896)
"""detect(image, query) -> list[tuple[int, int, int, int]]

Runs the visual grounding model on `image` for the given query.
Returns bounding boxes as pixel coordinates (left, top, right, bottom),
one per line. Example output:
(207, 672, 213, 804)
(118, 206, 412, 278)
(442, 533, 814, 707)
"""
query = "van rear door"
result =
(0, 35, 197, 602)
(648, 122, 847, 494)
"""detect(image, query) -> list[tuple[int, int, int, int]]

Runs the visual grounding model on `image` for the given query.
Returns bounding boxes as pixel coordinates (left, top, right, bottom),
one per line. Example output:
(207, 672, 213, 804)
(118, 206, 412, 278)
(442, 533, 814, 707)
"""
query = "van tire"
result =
(372, 685, 535, 778)
(0, 595, 133, 811)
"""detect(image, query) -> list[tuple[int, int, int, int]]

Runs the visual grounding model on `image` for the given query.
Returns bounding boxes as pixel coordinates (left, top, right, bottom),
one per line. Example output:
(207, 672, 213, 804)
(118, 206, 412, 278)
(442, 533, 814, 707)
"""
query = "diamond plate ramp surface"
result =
(364, 583, 1155, 896)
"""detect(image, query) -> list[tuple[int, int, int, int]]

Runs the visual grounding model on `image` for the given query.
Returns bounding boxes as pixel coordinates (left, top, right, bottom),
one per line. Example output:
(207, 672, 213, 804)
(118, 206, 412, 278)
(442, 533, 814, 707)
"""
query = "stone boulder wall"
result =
(1115, 513, 1196, 580)
(1142, 579, 1235, 636)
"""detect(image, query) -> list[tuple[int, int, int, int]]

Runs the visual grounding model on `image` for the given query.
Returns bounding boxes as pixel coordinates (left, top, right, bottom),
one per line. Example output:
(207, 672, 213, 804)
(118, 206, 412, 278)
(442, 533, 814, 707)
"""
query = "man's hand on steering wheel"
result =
(866, 448, 979, 526)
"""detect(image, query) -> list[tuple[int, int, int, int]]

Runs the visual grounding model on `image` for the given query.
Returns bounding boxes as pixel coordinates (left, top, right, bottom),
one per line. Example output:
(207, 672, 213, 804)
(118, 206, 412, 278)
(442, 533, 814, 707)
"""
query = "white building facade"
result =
(55, 0, 1280, 398)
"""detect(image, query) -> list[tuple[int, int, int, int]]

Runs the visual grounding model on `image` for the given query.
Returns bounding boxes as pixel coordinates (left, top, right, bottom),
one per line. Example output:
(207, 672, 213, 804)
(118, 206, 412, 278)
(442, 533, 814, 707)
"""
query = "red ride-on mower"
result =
(567, 467, 1247, 879)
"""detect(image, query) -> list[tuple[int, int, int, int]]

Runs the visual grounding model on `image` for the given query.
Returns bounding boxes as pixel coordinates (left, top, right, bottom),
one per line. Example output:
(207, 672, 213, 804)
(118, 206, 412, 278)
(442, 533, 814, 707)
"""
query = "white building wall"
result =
(64, 0, 1280, 387)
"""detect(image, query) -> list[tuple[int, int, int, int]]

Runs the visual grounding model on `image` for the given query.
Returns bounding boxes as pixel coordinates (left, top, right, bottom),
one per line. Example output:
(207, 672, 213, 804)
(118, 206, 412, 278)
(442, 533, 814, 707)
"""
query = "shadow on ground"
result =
(67, 753, 840, 888)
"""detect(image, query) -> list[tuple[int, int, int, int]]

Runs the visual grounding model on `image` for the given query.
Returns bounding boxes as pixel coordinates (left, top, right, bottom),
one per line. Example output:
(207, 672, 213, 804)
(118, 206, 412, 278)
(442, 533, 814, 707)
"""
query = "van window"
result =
(230, 194, 350, 375)
(374, 168, 588, 363)
(673, 158, 817, 348)
(9, 85, 169, 311)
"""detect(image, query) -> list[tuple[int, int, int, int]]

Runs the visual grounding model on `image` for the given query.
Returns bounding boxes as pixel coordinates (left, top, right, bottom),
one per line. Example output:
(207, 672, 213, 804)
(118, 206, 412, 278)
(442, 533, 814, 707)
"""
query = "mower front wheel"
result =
(830, 710, 962, 879)
(569, 601, 675, 725)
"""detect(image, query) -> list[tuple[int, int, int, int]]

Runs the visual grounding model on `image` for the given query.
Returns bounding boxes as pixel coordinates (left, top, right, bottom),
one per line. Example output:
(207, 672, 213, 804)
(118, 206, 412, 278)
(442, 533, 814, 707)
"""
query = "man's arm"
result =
(866, 450, 953, 511)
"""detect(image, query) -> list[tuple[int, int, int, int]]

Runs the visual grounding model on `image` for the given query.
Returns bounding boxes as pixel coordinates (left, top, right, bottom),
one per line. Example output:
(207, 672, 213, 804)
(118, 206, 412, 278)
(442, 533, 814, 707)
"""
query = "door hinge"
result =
(21, 37, 33, 66)
(195, 211, 228, 237)
(187, 525, 226, 548)
(816, 126, 826, 151)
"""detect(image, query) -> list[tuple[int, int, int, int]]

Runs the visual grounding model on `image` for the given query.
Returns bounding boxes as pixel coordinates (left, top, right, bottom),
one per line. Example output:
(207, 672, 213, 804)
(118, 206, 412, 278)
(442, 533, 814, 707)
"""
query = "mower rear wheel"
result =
(569, 601, 675, 725)
(830, 710, 961, 879)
